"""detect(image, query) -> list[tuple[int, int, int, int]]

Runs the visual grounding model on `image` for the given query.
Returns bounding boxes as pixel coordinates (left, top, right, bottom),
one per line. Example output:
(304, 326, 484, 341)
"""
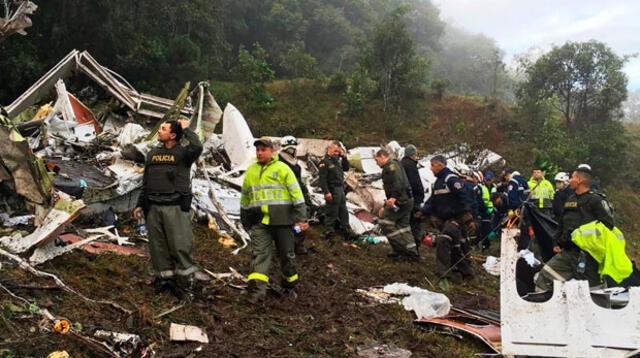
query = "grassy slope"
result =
(2, 80, 639, 357)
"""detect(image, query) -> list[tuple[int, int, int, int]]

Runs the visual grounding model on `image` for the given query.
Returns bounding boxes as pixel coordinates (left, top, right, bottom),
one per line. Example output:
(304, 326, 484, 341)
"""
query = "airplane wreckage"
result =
(2, 50, 637, 357)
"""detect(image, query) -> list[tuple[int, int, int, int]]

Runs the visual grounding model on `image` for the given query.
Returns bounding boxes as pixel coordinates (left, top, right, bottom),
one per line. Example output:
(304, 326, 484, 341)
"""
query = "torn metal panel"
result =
(169, 323, 209, 344)
(59, 233, 146, 258)
(6, 50, 193, 120)
(348, 147, 382, 174)
(29, 235, 99, 265)
(416, 308, 501, 353)
(222, 103, 254, 169)
(0, 197, 85, 253)
(0, 126, 49, 204)
(189, 82, 222, 142)
(500, 228, 640, 357)
(0, 213, 34, 227)
(191, 178, 241, 219)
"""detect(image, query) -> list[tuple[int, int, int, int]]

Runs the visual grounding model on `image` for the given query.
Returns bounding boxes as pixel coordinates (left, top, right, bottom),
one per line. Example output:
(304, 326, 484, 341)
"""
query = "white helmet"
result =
(554, 172, 569, 183)
(280, 135, 298, 148)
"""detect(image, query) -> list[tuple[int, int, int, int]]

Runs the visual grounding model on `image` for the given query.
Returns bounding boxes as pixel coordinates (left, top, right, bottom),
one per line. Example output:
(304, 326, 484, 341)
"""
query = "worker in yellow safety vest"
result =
(240, 137, 309, 303)
(528, 167, 554, 216)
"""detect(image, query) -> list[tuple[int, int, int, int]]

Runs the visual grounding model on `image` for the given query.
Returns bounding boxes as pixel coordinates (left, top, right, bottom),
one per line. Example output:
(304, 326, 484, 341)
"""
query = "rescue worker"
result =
(528, 168, 554, 217)
(375, 149, 420, 261)
(419, 155, 474, 282)
(552, 172, 572, 221)
(535, 167, 614, 291)
(318, 141, 352, 240)
(503, 168, 530, 210)
(400, 144, 425, 247)
(474, 171, 494, 249)
(484, 171, 497, 194)
(241, 137, 308, 303)
(133, 119, 203, 299)
(278, 136, 312, 254)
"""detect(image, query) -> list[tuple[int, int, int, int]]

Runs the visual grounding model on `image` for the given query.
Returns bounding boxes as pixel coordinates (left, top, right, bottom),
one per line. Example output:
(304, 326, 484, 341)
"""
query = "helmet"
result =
(473, 170, 484, 183)
(577, 163, 591, 171)
(280, 135, 298, 148)
(554, 172, 569, 183)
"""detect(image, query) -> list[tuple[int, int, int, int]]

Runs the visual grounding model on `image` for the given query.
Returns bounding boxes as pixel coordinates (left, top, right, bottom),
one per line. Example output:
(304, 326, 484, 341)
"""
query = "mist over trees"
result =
(0, 0, 515, 104)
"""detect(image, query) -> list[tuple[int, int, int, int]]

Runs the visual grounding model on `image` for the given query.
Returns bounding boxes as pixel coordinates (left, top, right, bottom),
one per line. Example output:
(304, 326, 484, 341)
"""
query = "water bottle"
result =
(293, 224, 302, 234)
(576, 251, 586, 274)
(136, 213, 148, 237)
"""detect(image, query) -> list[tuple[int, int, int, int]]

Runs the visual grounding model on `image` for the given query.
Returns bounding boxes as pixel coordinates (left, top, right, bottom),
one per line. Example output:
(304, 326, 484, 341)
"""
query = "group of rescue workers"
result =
(133, 120, 634, 303)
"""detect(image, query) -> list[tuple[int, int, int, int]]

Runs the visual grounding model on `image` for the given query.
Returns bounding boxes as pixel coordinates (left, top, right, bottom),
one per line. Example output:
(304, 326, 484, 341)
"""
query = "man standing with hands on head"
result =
(241, 137, 308, 303)
(133, 119, 203, 299)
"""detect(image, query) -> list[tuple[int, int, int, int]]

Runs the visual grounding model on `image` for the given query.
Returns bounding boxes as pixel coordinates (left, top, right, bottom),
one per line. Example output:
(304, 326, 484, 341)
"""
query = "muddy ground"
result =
(0, 222, 501, 357)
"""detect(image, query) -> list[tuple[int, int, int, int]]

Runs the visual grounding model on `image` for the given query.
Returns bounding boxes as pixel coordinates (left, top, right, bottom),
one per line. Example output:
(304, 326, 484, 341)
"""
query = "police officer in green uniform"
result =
(318, 141, 351, 240)
(374, 149, 420, 261)
(241, 137, 308, 303)
(535, 167, 614, 292)
(133, 119, 203, 298)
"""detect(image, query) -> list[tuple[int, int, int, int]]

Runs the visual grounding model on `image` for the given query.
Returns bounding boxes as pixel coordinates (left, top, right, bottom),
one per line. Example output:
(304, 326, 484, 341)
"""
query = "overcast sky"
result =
(433, 0, 640, 90)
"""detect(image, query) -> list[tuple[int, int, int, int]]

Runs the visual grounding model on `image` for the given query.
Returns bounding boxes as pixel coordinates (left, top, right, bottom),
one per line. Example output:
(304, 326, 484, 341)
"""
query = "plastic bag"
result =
(383, 283, 450, 319)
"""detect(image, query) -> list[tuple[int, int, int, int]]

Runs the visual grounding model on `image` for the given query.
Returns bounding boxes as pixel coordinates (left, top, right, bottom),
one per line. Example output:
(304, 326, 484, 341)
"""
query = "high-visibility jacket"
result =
(528, 178, 554, 209)
(480, 183, 493, 214)
(240, 156, 307, 226)
(571, 221, 632, 284)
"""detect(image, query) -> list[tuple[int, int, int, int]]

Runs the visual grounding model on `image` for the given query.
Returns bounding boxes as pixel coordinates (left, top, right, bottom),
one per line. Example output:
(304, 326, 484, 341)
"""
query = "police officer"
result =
(318, 141, 351, 240)
(278, 135, 312, 254)
(552, 172, 572, 221)
(419, 155, 474, 282)
(400, 144, 425, 247)
(528, 167, 554, 217)
(133, 119, 203, 298)
(375, 149, 419, 261)
(535, 167, 614, 292)
(241, 137, 308, 303)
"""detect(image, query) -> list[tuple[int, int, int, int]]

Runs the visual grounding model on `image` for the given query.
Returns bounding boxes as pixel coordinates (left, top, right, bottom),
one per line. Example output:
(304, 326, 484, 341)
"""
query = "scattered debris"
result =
(94, 330, 148, 357)
(0, 195, 85, 253)
(482, 256, 500, 276)
(358, 283, 450, 319)
(169, 323, 209, 344)
(416, 307, 501, 353)
(356, 344, 412, 358)
(383, 283, 451, 319)
(0, 0, 38, 42)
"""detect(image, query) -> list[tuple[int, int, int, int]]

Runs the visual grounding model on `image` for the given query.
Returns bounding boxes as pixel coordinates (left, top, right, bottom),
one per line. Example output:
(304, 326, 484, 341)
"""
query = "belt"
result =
(149, 199, 181, 206)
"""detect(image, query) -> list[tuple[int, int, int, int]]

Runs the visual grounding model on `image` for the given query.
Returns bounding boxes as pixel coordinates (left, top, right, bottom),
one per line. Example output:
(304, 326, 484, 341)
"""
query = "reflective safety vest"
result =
(480, 184, 493, 211)
(528, 178, 554, 209)
(571, 221, 633, 284)
(241, 156, 306, 226)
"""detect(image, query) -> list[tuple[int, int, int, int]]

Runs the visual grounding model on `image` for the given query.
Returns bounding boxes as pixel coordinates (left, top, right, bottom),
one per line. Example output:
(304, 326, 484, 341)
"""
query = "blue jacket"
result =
(421, 167, 472, 220)
(506, 174, 530, 210)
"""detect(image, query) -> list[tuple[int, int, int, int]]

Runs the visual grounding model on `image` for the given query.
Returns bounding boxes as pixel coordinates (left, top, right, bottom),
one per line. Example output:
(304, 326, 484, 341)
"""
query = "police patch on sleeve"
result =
(508, 185, 513, 191)
(453, 182, 463, 190)
(389, 163, 396, 171)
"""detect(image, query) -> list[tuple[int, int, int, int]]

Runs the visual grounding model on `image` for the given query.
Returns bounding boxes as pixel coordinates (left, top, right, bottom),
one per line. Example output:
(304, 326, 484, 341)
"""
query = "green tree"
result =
(365, 5, 430, 113)
(343, 65, 376, 117)
(233, 43, 276, 109)
(279, 43, 321, 79)
(518, 40, 629, 130)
